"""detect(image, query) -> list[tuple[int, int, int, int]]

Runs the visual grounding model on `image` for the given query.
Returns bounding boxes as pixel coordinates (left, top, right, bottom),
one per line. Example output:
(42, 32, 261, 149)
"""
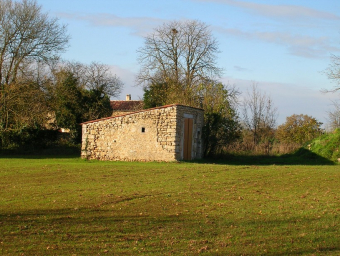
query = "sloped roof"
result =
(110, 100, 144, 111)
(81, 104, 203, 125)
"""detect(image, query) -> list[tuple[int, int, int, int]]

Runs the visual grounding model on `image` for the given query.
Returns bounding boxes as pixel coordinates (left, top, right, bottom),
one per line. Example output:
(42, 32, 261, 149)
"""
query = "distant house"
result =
(81, 104, 204, 162)
(110, 94, 144, 116)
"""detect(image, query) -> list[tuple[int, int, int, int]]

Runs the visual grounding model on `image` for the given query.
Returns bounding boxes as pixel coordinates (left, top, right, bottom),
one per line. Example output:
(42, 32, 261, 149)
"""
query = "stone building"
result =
(81, 104, 204, 161)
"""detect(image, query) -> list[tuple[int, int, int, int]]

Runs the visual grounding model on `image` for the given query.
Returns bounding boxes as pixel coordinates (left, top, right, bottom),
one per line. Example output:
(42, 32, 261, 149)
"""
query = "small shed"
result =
(81, 104, 204, 161)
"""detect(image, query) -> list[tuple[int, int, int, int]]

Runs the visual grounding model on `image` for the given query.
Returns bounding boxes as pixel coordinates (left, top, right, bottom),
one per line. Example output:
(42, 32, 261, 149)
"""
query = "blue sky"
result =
(35, 0, 340, 125)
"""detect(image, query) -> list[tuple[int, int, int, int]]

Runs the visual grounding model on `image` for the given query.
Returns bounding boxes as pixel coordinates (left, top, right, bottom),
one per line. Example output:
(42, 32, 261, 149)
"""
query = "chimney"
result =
(126, 94, 131, 101)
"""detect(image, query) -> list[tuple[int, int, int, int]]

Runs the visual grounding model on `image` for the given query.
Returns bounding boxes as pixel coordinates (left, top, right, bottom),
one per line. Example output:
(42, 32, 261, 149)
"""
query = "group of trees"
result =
(0, 0, 122, 149)
(1, 0, 335, 154)
(227, 83, 322, 155)
(1, 60, 123, 149)
(138, 20, 325, 155)
(46, 61, 122, 140)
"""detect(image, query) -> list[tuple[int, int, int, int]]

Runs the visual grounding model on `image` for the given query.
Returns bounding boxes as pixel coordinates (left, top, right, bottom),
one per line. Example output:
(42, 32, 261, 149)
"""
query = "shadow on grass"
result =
(0, 207, 339, 255)
(198, 148, 336, 166)
(0, 145, 81, 159)
(0, 146, 335, 165)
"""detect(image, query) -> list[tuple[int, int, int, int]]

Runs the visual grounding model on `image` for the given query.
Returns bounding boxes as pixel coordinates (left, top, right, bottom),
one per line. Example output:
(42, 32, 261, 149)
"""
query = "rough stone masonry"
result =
(81, 104, 204, 161)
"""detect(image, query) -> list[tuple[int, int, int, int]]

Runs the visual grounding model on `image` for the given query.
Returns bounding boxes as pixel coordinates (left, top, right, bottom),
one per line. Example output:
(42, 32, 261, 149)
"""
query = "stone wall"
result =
(111, 111, 134, 116)
(81, 104, 204, 161)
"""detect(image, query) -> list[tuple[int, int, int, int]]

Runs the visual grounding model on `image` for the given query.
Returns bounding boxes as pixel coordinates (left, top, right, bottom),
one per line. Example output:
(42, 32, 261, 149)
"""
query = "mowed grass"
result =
(0, 157, 340, 255)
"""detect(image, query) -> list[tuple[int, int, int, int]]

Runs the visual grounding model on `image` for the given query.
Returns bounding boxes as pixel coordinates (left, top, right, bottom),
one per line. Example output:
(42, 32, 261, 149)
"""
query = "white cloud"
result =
(216, 27, 339, 58)
(57, 12, 165, 37)
(194, 0, 340, 58)
(193, 0, 340, 21)
(56, 6, 340, 59)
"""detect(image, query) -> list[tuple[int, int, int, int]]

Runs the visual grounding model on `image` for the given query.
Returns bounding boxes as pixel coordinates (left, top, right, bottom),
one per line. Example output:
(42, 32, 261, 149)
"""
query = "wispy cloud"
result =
(57, 12, 165, 37)
(192, 0, 340, 21)
(56, 5, 340, 59)
(234, 65, 250, 72)
(190, 0, 340, 59)
(216, 27, 339, 58)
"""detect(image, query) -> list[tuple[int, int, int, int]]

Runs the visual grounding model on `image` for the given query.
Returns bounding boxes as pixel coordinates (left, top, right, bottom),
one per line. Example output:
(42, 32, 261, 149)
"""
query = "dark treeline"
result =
(0, 0, 122, 151)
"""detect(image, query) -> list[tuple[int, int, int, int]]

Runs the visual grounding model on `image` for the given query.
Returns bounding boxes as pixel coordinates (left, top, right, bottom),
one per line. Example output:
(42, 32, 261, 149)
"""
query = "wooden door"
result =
(183, 118, 193, 160)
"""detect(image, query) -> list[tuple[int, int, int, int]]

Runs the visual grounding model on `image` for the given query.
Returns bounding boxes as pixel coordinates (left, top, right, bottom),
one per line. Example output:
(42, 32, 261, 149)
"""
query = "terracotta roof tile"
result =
(110, 100, 144, 111)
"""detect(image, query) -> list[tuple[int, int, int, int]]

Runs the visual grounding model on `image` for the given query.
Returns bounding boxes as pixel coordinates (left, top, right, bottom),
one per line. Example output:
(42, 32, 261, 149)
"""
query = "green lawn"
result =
(0, 156, 339, 255)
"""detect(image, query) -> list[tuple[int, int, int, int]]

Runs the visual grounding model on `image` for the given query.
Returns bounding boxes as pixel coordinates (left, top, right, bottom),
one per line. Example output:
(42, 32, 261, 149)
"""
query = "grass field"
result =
(0, 155, 339, 255)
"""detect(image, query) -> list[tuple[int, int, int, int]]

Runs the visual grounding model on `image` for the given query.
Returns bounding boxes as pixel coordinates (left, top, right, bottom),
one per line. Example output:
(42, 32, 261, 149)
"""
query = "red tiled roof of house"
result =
(110, 100, 144, 111)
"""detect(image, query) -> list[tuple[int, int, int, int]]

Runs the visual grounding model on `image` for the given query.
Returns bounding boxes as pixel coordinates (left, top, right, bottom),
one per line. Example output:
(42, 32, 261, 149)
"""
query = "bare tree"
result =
(62, 61, 123, 98)
(0, 0, 69, 131)
(0, 0, 69, 85)
(327, 100, 340, 130)
(326, 55, 340, 92)
(137, 20, 222, 105)
(325, 55, 340, 130)
(242, 83, 278, 146)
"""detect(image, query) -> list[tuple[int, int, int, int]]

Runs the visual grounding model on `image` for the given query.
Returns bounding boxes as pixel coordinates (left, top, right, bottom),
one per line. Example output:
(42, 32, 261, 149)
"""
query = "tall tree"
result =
(242, 83, 278, 146)
(326, 55, 340, 130)
(50, 70, 83, 135)
(137, 20, 222, 106)
(201, 83, 241, 156)
(0, 0, 69, 131)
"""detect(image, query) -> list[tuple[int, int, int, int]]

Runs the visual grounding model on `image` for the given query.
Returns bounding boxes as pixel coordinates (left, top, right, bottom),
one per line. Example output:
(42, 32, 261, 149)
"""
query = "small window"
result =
(141, 127, 145, 133)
